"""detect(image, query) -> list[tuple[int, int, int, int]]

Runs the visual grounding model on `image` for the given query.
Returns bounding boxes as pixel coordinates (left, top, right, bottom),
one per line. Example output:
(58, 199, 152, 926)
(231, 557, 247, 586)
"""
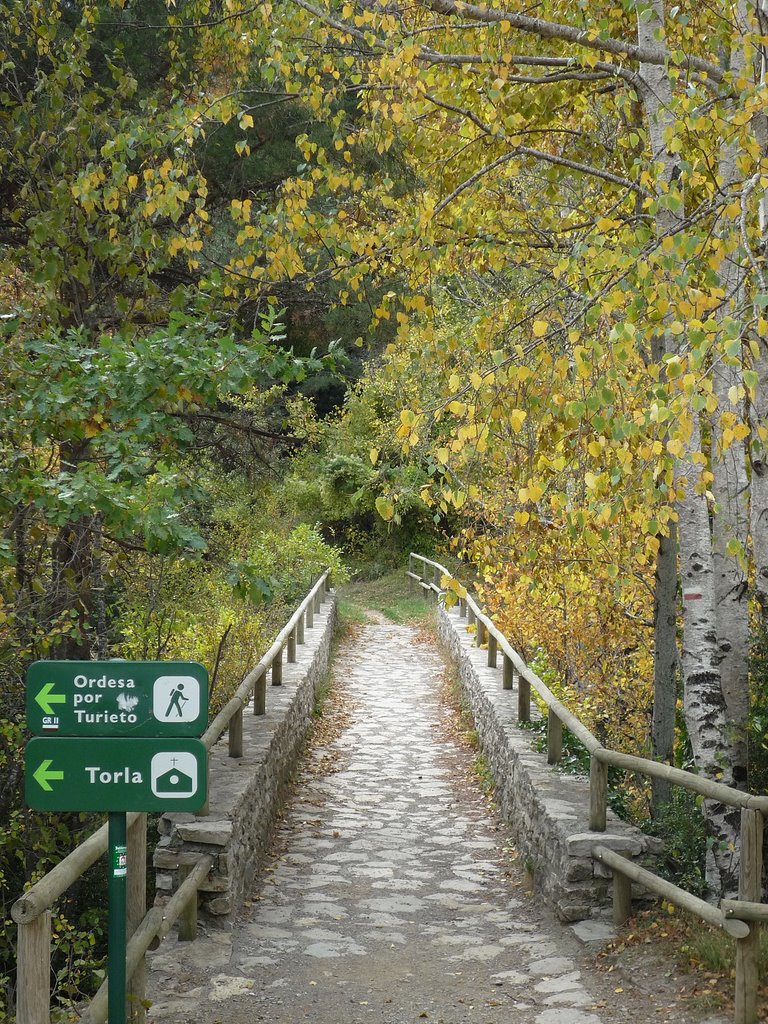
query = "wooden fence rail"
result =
(11, 569, 332, 1024)
(408, 552, 766, 1024)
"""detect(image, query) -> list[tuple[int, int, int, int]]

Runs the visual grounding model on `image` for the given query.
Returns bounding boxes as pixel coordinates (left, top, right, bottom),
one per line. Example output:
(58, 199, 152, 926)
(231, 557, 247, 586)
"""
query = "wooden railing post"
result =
(253, 666, 266, 715)
(272, 646, 283, 686)
(306, 599, 314, 629)
(177, 865, 198, 942)
(589, 754, 608, 832)
(502, 654, 514, 690)
(199, 753, 211, 815)
(487, 633, 498, 668)
(314, 588, 322, 613)
(127, 814, 147, 1024)
(229, 708, 243, 756)
(547, 708, 562, 764)
(612, 871, 632, 926)
(459, 596, 467, 618)
(735, 808, 763, 1024)
(475, 619, 486, 647)
(17, 912, 52, 1024)
(467, 605, 476, 627)
(517, 673, 530, 722)
(325, 573, 332, 593)
(287, 626, 297, 663)
(297, 610, 305, 645)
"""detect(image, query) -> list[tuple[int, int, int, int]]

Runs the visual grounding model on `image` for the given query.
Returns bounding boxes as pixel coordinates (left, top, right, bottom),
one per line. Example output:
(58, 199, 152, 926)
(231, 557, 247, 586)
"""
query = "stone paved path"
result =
(147, 621, 721, 1024)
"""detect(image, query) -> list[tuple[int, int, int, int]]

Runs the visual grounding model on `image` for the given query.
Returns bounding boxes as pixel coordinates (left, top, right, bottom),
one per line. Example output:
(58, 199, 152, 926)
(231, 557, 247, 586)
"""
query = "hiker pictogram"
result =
(152, 675, 200, 724)
(165, 683, 189, 718)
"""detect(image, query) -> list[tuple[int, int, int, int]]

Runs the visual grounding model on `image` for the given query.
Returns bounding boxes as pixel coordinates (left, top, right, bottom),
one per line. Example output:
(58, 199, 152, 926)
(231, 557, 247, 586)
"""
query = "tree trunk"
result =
(711, 2, 751, 788)
(712, 364, 750, 787)
(751, 333, 768, 624)
(49, 441, 96, 661)
(637, 0, 738, 896)
(754, 2, 768, 627)
(651, 522, 678, 814)
(636, 3, 683, 821)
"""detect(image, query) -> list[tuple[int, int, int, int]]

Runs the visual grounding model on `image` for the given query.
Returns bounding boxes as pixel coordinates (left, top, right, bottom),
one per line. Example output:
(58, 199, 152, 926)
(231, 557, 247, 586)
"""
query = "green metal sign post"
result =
(24, 659, 210, 1024)
(108, 812, 127, 1024)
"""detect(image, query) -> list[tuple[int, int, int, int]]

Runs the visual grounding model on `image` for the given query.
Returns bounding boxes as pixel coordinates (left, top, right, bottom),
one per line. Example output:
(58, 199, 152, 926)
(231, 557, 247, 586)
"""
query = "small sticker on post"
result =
(113, 845, 127, 878)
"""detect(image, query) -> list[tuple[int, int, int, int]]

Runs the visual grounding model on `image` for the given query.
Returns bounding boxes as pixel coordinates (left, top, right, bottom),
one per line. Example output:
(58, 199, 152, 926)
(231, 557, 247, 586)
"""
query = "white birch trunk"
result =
(712, 359, 750, 786)
(637, 0, 738, 896)
(751, 336, 768, 624)
(711, 0, 751, 788)
(754, 1, 768, 627)
(634, 2, 682, 821)
(651, 523, 678, 814)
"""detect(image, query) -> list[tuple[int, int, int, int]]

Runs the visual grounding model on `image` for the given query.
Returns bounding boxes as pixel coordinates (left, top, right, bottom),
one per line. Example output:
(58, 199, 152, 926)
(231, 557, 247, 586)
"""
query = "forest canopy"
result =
(4, 0, 768, 1011)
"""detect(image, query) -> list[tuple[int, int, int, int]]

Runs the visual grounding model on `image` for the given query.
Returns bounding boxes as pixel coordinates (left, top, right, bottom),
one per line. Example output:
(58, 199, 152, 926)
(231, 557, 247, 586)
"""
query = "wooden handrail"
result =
(12, 813, 143, 925)
(411, 551, 766, 1024)
(12, 569, 333, 1024)
(593, 846, 749, 939)
(597, 747, 768, 812)
(202, 569, 331, 750)
(408, 553, 768, 814)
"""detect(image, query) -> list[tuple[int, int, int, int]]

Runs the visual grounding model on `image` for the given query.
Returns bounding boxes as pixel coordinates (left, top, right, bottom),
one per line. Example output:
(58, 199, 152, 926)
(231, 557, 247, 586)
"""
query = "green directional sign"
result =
(25, 737, 208, 812)
(26, 661, 208, 738)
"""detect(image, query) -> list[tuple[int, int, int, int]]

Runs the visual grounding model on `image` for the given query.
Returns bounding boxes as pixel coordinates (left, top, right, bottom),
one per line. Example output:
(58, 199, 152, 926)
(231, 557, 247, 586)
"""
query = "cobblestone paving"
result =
(147, 622, 723, 1024)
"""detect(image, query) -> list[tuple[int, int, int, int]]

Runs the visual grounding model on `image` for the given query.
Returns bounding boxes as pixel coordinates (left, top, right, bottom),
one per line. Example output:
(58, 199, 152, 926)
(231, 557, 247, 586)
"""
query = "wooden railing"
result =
(408, 553, 767, 1024)
(11, 569, 333, 1024)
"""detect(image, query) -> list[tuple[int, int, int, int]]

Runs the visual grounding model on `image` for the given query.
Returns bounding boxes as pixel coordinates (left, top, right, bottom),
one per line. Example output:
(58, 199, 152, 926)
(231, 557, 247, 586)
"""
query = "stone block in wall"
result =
(437, 602, 661, 923)
(206, 895, 232, 915)
(176, 820, 233, 846)
(565, 858, 594, 882)
(566, 833, 645, 858)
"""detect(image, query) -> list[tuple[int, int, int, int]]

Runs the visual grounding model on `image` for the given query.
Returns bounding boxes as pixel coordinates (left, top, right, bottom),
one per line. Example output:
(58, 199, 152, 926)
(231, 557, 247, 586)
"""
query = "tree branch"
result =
(172, 410, 305, 444)
(290, 0, 651, 88)
(434, 151, 517, 214)
(100, 5, 262, 31)
(515, 146, 650, 197)
(434, 144, 648, 216)
(422, 92, 495, 135)
(423, 0, 724, 83)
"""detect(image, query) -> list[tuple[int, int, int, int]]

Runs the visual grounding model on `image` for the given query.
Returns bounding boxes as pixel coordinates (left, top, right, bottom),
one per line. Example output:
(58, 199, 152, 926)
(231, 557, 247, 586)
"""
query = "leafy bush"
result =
(642, 788, 708, 898)
(0, 793, 108, 1020)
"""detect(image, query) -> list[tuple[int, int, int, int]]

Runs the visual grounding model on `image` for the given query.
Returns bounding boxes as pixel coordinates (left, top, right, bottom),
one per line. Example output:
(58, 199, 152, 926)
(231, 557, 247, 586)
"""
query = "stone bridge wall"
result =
(153, 596, 337, 923)
(437, 601, 660, 923)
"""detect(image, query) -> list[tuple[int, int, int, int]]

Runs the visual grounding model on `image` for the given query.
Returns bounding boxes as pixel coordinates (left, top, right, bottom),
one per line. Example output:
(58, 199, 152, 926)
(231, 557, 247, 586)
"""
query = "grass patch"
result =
(473, 753, 495, 796)
(312, 665, 334, 718)
(603, 906, 768, 1019)
(438, 664, 498, 799)
(338, 569, 434, 625)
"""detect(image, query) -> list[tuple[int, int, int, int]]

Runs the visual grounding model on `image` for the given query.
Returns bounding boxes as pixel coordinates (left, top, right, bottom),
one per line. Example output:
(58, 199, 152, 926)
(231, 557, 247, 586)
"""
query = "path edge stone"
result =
(153, 596, 337, 925)
(436, 601, 661, 923)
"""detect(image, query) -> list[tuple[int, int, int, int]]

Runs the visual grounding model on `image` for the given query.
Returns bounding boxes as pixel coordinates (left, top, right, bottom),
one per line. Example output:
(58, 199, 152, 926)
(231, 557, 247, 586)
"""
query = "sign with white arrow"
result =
(26, 661, 208, 737)
(25, 738, 208, 812)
